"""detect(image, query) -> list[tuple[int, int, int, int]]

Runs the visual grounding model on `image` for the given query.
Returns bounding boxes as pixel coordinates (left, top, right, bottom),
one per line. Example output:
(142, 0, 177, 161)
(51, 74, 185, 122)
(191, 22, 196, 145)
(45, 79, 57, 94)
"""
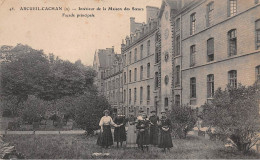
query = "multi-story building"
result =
(93, 47, 123, 111)
(171, 0, 260, 108)
(121, 6, 160, 116)
(94, 0, 260, 115)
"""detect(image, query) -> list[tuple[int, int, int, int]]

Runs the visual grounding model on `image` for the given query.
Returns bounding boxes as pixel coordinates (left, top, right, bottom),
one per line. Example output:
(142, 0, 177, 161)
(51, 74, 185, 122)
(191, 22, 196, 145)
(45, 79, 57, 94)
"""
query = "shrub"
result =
(169, 105, 197, 138)
(73, 93, 111, 135)
(202, 84, 260, 154)
(18, 95, 51, 124)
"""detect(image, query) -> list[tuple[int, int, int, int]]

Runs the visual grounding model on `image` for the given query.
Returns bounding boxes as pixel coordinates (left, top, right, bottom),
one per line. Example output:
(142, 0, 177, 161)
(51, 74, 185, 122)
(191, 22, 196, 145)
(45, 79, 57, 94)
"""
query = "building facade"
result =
(172, 0, 260, 108)
(121, 6, 160, 116)
(93, 0, 260, 115)
(93, 47, 123, 111)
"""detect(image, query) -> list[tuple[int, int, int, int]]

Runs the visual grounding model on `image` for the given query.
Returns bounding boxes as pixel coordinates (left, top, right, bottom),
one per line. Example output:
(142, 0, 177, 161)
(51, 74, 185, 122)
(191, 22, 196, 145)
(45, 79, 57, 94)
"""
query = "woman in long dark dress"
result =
(97, 110, 118, 148)
(149, 110, 159, 146)
(158, 110, 173, 152)
(114, 110, 126, 148)
(136, 112, 150, 151)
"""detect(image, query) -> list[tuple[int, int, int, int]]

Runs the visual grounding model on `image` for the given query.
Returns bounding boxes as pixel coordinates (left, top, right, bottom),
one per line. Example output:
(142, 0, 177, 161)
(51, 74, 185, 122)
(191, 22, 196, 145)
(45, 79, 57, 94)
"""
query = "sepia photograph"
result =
(0, 0, 260, 160)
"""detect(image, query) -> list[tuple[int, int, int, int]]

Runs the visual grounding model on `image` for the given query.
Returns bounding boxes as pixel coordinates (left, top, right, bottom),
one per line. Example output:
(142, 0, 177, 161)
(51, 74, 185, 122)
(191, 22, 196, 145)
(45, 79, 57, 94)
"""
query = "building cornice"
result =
(122, 28, 158, 52)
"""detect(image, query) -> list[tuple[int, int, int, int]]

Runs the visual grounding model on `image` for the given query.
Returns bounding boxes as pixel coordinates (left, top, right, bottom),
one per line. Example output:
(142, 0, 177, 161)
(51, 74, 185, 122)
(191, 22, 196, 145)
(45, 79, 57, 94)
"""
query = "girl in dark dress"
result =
(114, 111, 126, 148)
(97, 110, 119, 148)
(136, 112, 150, 151)
(149, 110, 159, 146)
(158, 110, 173, 152)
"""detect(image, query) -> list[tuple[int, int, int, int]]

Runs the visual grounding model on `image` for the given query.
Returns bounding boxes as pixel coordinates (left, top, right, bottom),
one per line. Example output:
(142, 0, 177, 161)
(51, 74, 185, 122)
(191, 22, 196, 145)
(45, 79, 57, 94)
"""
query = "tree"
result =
(0, 44, 50, 114)
(169, 105, 197, 138)
(202, 84, 260, 154)
(73, 93, 111, 135)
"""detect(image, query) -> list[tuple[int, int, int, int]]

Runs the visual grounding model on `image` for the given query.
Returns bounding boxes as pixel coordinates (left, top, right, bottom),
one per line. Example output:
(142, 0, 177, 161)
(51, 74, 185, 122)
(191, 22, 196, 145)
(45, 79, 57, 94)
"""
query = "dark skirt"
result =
(114, 126, 126, 142)
(158, 130, 173, 148)
(97, 125, 113, 147)
(136, 129, 150, 146)
(150, 125, 159, 145)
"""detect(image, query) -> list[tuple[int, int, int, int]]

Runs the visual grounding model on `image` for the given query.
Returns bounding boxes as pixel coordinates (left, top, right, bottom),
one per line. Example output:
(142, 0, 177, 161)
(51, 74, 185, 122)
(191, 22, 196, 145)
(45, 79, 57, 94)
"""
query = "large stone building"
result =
(171, 0, 260, 108)
(121, 6, 160, 116)
(93, 47, 123, 111)
(93, 0, 260, 115)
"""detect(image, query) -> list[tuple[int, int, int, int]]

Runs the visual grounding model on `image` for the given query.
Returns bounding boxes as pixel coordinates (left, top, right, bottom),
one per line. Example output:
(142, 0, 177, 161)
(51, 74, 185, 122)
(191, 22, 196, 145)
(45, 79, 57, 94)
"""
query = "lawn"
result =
(3, 134, 260, 159)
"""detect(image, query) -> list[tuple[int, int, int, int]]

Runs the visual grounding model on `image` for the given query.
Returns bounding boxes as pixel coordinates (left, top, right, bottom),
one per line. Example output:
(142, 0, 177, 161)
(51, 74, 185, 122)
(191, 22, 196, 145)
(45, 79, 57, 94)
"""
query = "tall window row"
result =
(124, 40, 151, 66)
(126, 85, 151, 104)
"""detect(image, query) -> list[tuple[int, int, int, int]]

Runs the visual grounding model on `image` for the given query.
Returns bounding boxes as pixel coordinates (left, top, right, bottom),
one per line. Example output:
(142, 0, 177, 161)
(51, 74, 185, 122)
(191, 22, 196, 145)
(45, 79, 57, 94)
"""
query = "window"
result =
(190, 13, 196, 35)
(175, 95, 180, 106)
(190, 45, 196, 66)
(134, 68, 137, 81)
(256, 66, 260, 82)
(129, 70, 132, 82)
(176, 35, 180, 55)
(228, 70, 237, 88)
(140, 44, 143, 59)
(147, 85, 150, 101)
(134, 48, 137, 62)
(207, 74, 214, 98)
(207, 38, 214, 62)
(164, 97, 168, 107)
(228, 29, 237, 56)
(147, 63, 150, 78)
(176, 18, 180, 31)
(129, 51, 132, 64)
(140, 87, 143, 103)
(124, 89, 126, 103)
(124, 54, 126, 66)
(155, 46, 159, 63)
(155, 72, 159, 89)
(228, 0, 237, 17)
(147, 40, 150, 56)
(176, 65, 180, 86)
(140, 66, 143, 80)
(124, 72, 126, 84)
(129, 89, 131, 104)
(190, 77, 196, 98)
(256, 19, 260, 49)
(207, 2, 214, 27)
(134, 88, 137, 103)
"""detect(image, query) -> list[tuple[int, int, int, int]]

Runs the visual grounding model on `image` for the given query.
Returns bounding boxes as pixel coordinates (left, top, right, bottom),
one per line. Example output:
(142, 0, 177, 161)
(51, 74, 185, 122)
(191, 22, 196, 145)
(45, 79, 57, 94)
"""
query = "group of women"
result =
(97, 109, 173, 152)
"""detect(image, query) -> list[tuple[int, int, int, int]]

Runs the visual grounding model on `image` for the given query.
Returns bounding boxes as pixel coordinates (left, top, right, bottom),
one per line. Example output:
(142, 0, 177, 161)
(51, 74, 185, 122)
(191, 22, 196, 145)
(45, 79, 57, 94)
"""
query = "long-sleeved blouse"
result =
(99, 116, 115, 126)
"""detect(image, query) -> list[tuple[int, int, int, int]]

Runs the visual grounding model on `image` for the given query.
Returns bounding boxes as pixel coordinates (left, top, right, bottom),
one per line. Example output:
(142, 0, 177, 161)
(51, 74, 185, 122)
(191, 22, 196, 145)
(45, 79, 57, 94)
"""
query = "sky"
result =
(0, 0, 162, 66)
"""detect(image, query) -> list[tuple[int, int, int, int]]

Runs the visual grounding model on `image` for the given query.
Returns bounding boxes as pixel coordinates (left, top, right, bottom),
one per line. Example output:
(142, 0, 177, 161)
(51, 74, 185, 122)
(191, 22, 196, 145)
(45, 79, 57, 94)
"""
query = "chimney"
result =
(130, 17, 136, 34)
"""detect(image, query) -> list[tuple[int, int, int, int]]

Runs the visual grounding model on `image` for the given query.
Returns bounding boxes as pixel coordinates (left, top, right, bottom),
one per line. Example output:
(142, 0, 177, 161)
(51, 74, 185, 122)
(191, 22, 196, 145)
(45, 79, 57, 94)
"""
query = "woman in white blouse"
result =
(97, 109, 119, 148)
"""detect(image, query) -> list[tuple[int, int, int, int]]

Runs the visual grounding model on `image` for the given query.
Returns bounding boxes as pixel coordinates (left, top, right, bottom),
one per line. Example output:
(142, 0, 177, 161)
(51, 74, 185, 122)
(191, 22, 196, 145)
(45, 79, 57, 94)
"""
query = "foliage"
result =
(169, 105, 197, 138)
(17, 95, 52, 124)
(202, 84, 260, 154)
(0, 44, 49, 103)
(73, 93, 111, 134)
(0, 44, 97, 117)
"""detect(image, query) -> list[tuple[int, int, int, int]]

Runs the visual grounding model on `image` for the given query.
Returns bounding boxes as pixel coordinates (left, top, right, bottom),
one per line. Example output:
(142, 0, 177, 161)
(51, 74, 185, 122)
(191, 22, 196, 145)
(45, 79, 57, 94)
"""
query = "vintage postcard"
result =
(0, 0, 260, 160)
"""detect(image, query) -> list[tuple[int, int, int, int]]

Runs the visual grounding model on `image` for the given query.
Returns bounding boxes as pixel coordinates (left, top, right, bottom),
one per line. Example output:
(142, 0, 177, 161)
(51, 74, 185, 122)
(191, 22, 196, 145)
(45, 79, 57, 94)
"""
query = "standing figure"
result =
(136, 112, 150, 151)
(126, 113, 137, 148)
(114, 110, 126, 148)
(158, 110, 173, 152)
(97, 109, 118, 148)
(149, 110, 159, 146)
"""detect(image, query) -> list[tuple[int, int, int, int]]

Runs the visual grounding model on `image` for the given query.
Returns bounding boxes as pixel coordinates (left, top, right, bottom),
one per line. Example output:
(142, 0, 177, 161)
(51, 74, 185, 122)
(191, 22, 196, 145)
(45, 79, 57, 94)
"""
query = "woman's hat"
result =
(103, 109, 110, 114)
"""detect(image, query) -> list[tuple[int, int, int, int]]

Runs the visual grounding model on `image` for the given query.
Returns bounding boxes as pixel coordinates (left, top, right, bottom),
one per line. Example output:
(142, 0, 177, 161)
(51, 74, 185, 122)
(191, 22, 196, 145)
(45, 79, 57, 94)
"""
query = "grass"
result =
(3, 134, 260, 159)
